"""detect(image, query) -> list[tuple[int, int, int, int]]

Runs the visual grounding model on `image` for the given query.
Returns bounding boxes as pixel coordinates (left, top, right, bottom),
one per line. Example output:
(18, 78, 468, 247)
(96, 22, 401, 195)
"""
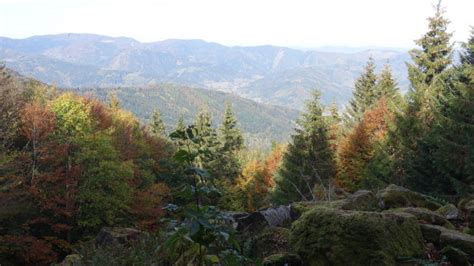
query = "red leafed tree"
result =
(20, 102, 56, 184)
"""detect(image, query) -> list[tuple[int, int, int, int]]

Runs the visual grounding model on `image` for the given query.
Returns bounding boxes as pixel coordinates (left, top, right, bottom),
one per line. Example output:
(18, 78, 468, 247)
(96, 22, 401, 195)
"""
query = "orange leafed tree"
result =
(336, 98, 392, 191)
(236, 145, 284, 211)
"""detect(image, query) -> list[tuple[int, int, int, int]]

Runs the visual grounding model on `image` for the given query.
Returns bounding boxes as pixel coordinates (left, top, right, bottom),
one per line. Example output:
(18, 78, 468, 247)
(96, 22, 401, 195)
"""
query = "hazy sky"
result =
(0, 0, 472, 48)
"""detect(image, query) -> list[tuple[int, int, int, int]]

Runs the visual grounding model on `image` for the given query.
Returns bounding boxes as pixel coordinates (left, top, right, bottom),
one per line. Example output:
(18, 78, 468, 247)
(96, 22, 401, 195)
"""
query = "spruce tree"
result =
(273, 90, 336, 204)
(346, 57, 378, 124)
(149, 109, 166, 137)
(375, 64, 402, 106)
(430, 29, 474, 196)
(391, 1, 453, 194)
(217, 103, 244, 181)
(194, 109, 220, 176)
(219, 103, 244, 152)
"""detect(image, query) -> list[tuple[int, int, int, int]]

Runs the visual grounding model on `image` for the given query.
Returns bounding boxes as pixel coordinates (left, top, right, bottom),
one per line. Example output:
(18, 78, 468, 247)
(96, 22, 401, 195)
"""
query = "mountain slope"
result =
(68, 84, 300, 144)
(1, 34, 410, 109)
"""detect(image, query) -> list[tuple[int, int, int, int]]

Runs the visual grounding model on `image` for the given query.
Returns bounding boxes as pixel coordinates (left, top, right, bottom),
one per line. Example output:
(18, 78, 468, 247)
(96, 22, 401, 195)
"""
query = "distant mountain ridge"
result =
(0, 33, 411, 109)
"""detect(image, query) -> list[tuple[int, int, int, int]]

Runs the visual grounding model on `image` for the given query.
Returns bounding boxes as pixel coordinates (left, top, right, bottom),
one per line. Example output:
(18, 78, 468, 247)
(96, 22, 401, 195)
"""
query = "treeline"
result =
(274, 3, 473, 204)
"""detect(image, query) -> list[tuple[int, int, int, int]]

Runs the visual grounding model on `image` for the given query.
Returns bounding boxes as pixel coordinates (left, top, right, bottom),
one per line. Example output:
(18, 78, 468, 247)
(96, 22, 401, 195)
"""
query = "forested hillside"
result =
(68, 85, 299, 144)
(1, 2, 473, 266)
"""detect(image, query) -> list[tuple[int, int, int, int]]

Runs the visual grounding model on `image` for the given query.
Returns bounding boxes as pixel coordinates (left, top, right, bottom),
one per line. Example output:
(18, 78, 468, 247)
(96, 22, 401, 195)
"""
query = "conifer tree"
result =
(346, 57, 378, 124)
(217, 103, 244, 181)
(390, 1, 453, 193)
(273, 90, 336, 204)
(219, 103, 244, 152)
(194, 109, 220, 175)
(149, 109, 166, 137)
(375, 64, 402, 106)
(430, 29, 474, 196)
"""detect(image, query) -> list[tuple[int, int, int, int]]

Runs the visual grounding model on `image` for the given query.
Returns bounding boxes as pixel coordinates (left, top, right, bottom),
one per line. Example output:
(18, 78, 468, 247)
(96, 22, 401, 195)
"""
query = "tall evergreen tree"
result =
(430, 29, 474, 197)
(149, 109, 166, 137)
(219, 103, 244, 152)
(194, 109, 220, 175)
(217, 103, 244, 181)
(345, 57, 378, 124)
(273, 90, 336, 204)
(390, 1, 453, 194)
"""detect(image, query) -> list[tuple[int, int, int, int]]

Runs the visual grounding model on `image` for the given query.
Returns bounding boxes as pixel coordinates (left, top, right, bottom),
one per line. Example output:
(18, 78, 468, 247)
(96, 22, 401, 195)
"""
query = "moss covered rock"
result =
(263, 253, 302, 266)
(436, 204, 464, 221)
(441, 246, 470, 266)
(244, 227, 291, 259)
(290, 200, 344, 219)
(419, 224, 474, 263)
(386, 207, 454, 229)
(340, 190, 379, 211)
(290, 207, 424, 265)
(377, 184, 442, 211)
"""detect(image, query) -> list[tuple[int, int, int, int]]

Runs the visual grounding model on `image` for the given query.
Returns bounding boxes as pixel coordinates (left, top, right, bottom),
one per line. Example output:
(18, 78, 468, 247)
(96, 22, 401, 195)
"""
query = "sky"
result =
(0, 0, 473, 48)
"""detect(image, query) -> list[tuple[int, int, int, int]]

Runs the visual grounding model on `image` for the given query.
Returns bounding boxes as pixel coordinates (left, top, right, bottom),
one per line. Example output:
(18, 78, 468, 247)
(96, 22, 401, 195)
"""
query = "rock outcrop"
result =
(290, 207, 424, 265)
(377, 184, 443, 210)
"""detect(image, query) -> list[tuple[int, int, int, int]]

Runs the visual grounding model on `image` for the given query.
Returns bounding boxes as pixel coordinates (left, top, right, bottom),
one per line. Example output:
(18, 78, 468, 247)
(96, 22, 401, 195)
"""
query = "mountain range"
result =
(0, 33, 411, 109)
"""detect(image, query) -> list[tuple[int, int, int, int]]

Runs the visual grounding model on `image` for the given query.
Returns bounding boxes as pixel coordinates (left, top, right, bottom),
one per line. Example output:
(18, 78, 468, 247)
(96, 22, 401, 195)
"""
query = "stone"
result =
(290, 207, 424, 265)
(340, 190, 379, 211)
(377, 184, 442, 211)
(387, 207, 454, 229)
(244, 227, 291, 259)
(95, 227, 148, 247)
(440, 229, 474, 262)
(263, 253, 302, 266)
(441, 246, 470, 266)
(436, 204, 464, 221)
(419, 224, 474, 263)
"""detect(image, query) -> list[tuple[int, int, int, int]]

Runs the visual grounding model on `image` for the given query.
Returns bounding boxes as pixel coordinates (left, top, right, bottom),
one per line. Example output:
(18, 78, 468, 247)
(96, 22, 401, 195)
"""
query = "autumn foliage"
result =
(1, 86, 172, 265)
(235, 145, 284, 211)
(336, 98, 392, 191)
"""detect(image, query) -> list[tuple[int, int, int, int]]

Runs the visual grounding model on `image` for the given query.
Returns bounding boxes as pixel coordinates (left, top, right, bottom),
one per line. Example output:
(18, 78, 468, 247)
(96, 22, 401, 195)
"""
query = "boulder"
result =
(436, 204, 464, 221)
(244, 227, 291, 259)
(420, 224, 444, 244)
(263, 253, 302, 266)
(290, 207, 424, 265)
(95, 227, 148, 247)
(441, 246, 470, 266)
(386, 207, 454, 229)
(377, 184, 442, 211)
(340, 190, 379, 211)
(440, 228, 474, 262)
(232, 206, 294, 232)
(290, 200, 344, 219)
(419, 224, 474, 262)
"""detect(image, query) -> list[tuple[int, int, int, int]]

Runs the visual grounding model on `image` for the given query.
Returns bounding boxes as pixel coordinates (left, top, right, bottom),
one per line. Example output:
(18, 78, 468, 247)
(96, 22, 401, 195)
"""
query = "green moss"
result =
(340, 190, 380, 211)
(244, 227, 291, 259)
(291, 200, 344, 218)
(290, 207, 424, 266)
(378, 184, 442, 211)
(386, 207, 454, 229)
